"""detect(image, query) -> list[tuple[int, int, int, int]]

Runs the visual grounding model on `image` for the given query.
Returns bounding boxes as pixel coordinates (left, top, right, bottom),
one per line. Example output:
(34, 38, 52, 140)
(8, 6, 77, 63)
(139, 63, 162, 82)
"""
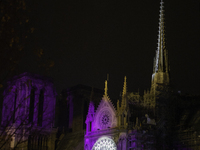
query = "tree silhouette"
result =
(0, 0, 34, 86)
(0, 73, 57, 150)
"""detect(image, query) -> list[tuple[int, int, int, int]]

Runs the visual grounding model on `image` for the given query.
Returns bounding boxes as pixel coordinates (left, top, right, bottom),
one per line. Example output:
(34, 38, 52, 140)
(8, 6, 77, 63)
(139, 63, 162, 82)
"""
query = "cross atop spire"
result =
(153, 0, 169, 74)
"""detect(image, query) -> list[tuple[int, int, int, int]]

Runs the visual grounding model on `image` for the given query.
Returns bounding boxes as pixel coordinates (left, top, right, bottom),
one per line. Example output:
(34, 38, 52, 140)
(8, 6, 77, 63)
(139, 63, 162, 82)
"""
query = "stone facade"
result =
(55, 85, 103, 150)
(84, 79, 157, 150)
(1, 72, 57, 150)
(57, 84, 103, 133)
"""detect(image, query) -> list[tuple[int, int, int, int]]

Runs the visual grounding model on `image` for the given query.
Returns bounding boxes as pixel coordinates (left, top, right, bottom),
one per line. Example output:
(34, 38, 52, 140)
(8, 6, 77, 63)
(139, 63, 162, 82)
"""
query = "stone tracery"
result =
(99, 109, 112, 129)
(92, 136, 117, 150)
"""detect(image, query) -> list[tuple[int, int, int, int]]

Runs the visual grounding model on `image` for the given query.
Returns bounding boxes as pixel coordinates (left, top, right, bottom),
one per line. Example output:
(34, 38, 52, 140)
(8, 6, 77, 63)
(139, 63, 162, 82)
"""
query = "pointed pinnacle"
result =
(122, 76, 127, 96)
(104, 80, 108, 97)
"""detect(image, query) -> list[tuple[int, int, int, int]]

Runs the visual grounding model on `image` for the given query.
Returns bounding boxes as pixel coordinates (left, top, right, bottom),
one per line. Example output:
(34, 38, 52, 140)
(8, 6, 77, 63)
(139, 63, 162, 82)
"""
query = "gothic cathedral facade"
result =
(84, 0, 169, 149)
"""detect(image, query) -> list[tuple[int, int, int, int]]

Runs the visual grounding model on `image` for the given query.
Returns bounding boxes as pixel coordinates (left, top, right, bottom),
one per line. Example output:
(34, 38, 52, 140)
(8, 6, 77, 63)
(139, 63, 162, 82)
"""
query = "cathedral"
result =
(1, 0, 200, 150)
(84, 0, 168, 149)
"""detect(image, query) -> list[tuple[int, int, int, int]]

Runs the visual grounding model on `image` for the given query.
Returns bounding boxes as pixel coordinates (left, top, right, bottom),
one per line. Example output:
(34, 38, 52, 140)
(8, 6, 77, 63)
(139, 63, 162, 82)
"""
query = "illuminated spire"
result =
(122, 76, 127, 106)
(154, 0, 169, 74)
(104, 80, 108, 97)
(88, 101, 95, 114)
(122, 76, 127, 97)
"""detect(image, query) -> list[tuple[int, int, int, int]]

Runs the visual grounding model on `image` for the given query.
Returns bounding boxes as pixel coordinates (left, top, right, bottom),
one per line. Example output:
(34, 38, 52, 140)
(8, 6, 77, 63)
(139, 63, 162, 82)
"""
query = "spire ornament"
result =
(104, 80, 108, 97)
(122, 76, 127, 97)
(122, 76, 127, 107)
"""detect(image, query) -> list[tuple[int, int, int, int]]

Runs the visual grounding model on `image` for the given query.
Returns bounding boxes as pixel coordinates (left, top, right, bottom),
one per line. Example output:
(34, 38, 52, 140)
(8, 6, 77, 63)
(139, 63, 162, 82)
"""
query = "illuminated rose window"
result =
(92, 136, 117, 150)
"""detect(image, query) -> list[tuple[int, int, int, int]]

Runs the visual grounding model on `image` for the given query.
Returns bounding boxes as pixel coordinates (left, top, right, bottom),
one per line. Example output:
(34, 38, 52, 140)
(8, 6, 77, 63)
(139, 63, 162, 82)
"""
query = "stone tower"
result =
(1, 72, 57, 150)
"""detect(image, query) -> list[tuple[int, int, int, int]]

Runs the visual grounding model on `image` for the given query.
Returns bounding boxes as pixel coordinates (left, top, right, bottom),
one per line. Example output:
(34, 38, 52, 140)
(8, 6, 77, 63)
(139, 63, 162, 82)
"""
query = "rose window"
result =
(102, 114, 109, 125)
(99, 110, 112, 129)
(92, 136, 117, 150)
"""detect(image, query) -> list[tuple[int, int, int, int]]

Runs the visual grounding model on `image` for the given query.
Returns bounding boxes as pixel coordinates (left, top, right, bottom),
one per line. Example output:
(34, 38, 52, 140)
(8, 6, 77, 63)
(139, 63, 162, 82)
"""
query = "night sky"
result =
(18, 0, 199, 99)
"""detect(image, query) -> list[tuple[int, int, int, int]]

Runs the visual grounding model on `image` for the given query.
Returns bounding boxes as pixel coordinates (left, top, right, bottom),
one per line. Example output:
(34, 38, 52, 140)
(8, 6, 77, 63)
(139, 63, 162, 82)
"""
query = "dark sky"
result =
(18, 0, 199, 99)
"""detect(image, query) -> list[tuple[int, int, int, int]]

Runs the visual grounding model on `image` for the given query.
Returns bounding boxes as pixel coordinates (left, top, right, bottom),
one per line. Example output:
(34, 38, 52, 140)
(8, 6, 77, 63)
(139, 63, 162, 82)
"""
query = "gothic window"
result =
(38, 90, 44, 126)
(121, 114, 124, 125)
(92, 136, 117, 150)
(89, 122, 92, 131)
(85, 144, 88, 150)
(28, 135, 31, 150)
(29, 88, 35, 123)
(13, 89, 17, 123)
(38, 135, 42, 150)
(99, 110, 112, 129)
(28, 135, 38, 150)
(43, 136, 48, 150)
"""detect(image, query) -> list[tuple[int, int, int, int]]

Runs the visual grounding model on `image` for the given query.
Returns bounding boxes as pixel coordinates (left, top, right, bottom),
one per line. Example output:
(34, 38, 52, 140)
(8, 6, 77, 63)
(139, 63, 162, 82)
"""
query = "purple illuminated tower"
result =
(1, 72, 57, 150)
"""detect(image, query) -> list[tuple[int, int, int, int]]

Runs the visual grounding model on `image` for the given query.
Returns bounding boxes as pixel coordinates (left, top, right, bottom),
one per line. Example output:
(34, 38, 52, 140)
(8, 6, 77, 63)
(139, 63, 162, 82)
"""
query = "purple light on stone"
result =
(85, 101, 95, 134)
(1, 73, 57, 129)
